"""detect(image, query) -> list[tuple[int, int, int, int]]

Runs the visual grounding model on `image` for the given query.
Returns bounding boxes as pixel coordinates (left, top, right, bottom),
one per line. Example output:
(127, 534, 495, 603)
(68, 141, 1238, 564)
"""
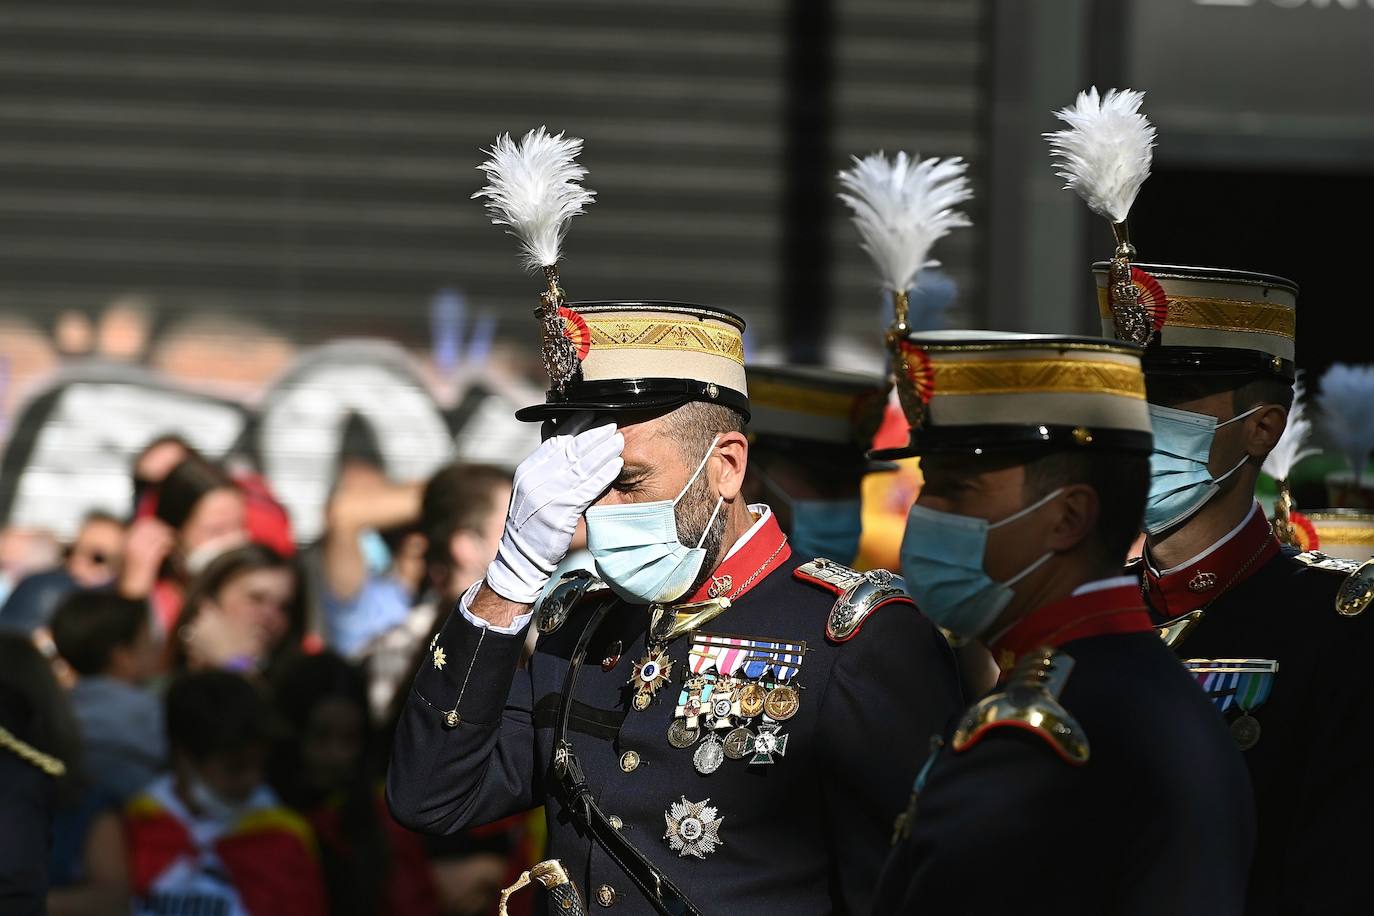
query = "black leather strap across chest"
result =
(551, 598, 702, 916)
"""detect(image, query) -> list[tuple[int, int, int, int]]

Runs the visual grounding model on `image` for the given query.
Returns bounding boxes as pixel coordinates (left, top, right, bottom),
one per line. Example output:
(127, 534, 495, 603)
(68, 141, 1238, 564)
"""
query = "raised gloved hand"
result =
(483, 422, 624, 605)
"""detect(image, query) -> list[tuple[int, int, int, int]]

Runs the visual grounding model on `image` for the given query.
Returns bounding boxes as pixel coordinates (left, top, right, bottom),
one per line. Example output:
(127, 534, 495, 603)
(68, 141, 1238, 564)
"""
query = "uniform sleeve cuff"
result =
(410, 582, 531, 726)
(457, 580, 535, 635)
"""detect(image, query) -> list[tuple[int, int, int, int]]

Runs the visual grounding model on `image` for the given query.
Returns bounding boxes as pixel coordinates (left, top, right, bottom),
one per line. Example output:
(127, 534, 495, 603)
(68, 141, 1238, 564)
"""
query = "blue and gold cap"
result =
(514, 301, 750, 422)
(1092, 262, 1298, 380)
(872, 330, 1153, 460)
(745, 364, 886, 452)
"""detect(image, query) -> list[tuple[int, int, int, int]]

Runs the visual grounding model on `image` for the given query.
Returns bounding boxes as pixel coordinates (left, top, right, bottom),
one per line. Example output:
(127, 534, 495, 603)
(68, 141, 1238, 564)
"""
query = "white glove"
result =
(483, 422, 624, 605)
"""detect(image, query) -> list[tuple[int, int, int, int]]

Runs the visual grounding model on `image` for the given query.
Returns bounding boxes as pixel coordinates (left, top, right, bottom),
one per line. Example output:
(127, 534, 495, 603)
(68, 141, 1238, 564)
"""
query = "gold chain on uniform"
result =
(726, 536, 789, 601)
(0, 725, 66, 777)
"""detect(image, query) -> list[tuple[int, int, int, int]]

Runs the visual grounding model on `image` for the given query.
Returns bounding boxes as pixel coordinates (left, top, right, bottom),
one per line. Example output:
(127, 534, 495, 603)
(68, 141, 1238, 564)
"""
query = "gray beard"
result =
(675, 471, 728, 599)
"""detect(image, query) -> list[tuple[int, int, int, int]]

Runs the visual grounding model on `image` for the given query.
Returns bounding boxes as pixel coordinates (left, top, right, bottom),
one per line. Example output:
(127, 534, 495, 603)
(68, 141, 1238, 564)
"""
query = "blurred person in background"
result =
(125, 669, 326, 916)
(0, 511, 125, 636)
(129, 436, 194, 516)
(50, 590, 165, 802)
(65, 513, 125, 590)
(0, 634, 129, 916)
(121, 454, 247, 633)
(357, 462, 511, 720)
(130, 436, 294, 559)
(319, 459, 427, 657)
(0, 525, 62, 608)
(269, 651, 441, 916)
(169, 543, 305, 680)
(739, 365, 888, 566)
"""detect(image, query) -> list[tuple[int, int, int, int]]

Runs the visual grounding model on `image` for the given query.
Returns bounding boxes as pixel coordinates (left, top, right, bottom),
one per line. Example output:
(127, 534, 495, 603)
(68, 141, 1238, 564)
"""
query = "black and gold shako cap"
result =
(1092, 262, 1298, 380)
(515, 301, 750, 422)
(871, 330, 1153, 460)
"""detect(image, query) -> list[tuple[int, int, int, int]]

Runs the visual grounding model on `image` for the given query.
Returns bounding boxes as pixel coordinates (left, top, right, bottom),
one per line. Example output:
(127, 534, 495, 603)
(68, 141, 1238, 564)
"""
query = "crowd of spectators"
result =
(0, 436, 530, 916)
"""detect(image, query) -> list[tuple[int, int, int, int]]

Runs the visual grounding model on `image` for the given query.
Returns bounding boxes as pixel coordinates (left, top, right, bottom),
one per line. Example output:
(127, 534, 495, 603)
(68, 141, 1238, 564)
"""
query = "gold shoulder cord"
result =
(0, 725, 66, 777)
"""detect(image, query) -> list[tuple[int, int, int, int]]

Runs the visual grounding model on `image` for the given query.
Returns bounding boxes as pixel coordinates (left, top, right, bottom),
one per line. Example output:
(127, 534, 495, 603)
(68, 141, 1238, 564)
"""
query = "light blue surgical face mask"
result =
(586, 436, 724, 605)
(899, 487, 1064, 641)
(1144, 403, 1262, 536)
(751, 466, 864, 564)
(789, 499, 864, 565)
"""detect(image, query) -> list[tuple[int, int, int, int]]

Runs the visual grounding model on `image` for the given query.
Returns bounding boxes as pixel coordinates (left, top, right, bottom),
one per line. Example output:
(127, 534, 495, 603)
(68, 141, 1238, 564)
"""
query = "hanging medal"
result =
(693, 734, 726, 774)
(1183, 658, 1278, 751)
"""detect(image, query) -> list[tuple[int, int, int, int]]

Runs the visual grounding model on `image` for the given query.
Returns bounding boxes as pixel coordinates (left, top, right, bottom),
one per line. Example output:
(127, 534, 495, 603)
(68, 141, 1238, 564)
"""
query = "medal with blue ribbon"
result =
(1183, 658, 1278, 750)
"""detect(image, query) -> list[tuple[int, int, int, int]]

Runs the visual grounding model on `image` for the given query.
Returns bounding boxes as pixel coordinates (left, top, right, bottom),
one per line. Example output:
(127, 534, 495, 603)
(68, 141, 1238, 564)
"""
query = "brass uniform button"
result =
(607, 815, 624, 830)
(619, 751, 641, 773)
(596, 884, 618, 907)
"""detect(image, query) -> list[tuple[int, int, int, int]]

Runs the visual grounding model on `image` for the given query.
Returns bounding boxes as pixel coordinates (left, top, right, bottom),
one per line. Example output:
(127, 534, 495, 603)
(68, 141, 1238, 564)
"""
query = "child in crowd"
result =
(269, 652, 439, 916)
(125, 670, 326, 916)
(51, 590, 164, 801)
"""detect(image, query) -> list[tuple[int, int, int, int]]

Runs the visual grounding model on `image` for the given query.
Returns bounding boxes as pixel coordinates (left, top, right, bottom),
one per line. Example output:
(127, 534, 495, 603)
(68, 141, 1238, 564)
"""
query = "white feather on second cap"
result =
(1318, 363, 1374, 480)
(837, 152, 973, 294)
(473, 127, 596, 271)
(1262, 373, 1318, 482)
(1045, 87, 1155, 224)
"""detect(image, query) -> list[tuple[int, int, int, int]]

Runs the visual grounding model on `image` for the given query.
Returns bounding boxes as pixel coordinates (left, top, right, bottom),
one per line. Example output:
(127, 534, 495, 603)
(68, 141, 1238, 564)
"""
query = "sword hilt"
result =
(499, 860, 585, 916)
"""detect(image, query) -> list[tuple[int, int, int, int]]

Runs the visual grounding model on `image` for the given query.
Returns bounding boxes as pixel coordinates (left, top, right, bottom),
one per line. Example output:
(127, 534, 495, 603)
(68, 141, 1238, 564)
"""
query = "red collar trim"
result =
(1142, 507, 1279, 618)
(990, 584, 1152, 674)
(685, 513, 791, 603)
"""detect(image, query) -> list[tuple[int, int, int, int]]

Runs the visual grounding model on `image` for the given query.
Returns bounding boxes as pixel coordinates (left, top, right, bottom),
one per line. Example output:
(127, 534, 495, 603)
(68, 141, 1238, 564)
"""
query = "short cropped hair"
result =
(50, 590, 148, 677)
(661, 402, 747, 461)
(165, 669, 271, 761)
(1022, 449, 1150, 571)
(1145, 373, 1294, 413)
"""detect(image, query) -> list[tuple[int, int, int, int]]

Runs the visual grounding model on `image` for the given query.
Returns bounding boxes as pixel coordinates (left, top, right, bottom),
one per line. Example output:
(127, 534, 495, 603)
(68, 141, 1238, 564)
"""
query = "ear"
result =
(1246, 405, 1288, 460)
(1044, 483, 1099, 555)
(711, 431, 750, 501)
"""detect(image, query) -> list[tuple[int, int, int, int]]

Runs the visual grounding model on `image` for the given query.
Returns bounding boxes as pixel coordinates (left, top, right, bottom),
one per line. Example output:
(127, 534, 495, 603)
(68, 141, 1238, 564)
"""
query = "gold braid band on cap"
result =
(748, 378, 858, 419)
(1312, 526, 1374, 546)
(931, 357, 1146, 399)
(1096, 291, 1296, 340)
(585, 318, 745, 365)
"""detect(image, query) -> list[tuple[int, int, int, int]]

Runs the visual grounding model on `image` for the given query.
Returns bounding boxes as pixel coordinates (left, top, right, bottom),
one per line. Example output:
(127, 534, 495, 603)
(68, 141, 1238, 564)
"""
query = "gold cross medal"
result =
(630, 647, 673, 710)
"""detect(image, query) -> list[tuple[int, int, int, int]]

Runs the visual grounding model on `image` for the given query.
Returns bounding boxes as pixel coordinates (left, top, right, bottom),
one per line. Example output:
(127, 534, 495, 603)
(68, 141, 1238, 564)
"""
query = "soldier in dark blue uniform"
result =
(386, 129, 961, 915)
(871, 331, 1256, 915)
(1089, 262, 1374, 915)
(1050, 84, 1374, 912)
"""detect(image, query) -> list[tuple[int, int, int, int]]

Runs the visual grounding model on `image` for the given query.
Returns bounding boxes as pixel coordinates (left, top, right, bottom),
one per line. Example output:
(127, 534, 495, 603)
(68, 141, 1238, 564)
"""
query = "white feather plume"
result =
(1318, 363, 1374, 480)
(473, 127, 596, 270)
(1045, 87, 1155, 224)
(837, 152, 973, 293)
(1262, 373, 1318, 482)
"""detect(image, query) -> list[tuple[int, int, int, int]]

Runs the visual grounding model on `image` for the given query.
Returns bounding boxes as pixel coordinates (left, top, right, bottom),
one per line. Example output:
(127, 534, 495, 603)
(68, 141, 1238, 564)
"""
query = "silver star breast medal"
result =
(664, 797, 724, 859)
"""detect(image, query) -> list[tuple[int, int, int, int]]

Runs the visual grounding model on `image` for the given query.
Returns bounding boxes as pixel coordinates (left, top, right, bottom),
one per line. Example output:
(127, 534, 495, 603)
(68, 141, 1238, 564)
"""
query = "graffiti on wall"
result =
(0, 340, 542, 543)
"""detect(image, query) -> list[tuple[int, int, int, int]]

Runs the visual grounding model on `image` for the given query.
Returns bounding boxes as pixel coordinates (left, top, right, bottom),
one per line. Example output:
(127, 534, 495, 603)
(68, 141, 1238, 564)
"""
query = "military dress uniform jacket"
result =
(1140, 503, 1374, 916)
(387, 511, 962, 915)
(873, 579, 1256, 916)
